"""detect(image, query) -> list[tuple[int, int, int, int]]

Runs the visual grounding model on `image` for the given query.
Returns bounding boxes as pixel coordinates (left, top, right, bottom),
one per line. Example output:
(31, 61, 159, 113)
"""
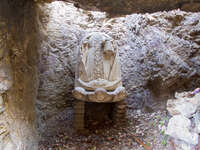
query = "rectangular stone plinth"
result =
(74, 100, 85, 130)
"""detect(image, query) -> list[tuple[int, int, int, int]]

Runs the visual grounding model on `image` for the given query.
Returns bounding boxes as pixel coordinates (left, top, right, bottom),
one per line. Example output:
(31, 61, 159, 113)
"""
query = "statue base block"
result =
(73, 87, 126, 103)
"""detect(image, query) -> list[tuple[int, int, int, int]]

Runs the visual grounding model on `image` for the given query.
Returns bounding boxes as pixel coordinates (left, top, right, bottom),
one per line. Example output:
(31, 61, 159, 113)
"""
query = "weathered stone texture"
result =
(0, 0, 199, 148)
(0, 0, 39, 149)
(166, 115, 198, 145)
(36, 1, 200, 135)
(41, 0, 200, 16)
(166, 92, 200, 150)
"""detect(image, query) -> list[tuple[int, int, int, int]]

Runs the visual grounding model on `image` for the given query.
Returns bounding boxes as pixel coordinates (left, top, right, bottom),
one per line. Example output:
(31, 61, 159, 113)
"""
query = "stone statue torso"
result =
(73, 32, 126, 102)
(76, 32, 122, 91)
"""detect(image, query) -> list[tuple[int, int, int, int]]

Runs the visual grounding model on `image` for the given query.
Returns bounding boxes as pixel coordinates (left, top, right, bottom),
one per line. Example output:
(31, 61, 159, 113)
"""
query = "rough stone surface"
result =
(166, 115, 198, 145)
(167, 93, 200, 117)
(171, 139, 196, 150)
(0, 0, 39, 149)
(75, 32, 123, 91)
(0, 0, 199, 148)
(42, 0, 200, 16)
(194, 112, 200, 134)
(73, 87, 126, 102)
(166, 91, 200, 149)
(36, 1, 200, 135)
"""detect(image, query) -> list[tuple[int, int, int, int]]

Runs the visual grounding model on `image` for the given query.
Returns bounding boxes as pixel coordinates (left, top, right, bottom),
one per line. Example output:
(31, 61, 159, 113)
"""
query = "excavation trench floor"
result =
(39, 108, 171, 150)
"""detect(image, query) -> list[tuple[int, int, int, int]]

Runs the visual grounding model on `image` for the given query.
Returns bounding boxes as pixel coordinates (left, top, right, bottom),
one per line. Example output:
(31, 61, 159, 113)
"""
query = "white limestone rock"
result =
(167, 93, 200, 117)
(194, 112, 200, 134)
(166, 115, 198, 145)
(172, 139, 196, 150)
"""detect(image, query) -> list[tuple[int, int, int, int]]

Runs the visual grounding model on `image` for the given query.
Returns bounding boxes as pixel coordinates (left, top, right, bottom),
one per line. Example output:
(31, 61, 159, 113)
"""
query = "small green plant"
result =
(159, 120, 165, 126)
(152, 120, 157, 127)
(161, 134, 168, 147)
(161, 139, 167, 146)
(154, 115, 161, 120)
(146, 142, 151, 147)
(164, 115, 169, 121)
(158, 113, 170, 147)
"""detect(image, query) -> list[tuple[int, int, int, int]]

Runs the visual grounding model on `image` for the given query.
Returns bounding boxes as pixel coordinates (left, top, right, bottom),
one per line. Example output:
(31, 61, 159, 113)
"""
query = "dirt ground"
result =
(39, 107, 172, 150)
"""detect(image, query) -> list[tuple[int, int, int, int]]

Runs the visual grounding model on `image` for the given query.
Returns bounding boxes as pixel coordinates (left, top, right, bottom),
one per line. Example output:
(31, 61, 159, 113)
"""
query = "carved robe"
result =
(76, 32, 122, 91)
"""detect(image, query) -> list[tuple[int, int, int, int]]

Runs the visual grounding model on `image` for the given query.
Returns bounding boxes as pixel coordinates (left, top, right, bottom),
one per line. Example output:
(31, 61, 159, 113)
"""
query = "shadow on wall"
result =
(0, 0, 39, 149)
(41, 0, 200, 16)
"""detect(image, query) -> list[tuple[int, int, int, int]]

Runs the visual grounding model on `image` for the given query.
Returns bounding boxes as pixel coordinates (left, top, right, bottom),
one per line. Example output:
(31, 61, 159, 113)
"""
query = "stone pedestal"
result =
(74, 100, 127, 130)
(74, 100, 85, 130)
(112, 100, 127, 125)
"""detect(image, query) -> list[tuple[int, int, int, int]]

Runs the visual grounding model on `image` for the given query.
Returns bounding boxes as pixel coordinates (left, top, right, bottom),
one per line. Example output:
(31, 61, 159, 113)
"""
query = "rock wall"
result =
(37, 1, 200, 134)
(74, 0, 200, 16)
(42, 0, 200, 16)
(0, 0, 199, 148)
(0, 0, 39, 149)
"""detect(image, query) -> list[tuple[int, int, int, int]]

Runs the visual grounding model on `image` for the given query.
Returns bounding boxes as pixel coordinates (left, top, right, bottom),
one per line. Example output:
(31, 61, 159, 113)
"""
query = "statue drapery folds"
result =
(76, 32, 122, 91)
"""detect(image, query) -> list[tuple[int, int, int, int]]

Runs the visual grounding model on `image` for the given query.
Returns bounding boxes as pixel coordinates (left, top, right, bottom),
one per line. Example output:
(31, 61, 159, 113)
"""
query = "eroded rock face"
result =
(0, 0, 39, 149)
(42, 0, 200, 16)
(37, 1, 200, 135)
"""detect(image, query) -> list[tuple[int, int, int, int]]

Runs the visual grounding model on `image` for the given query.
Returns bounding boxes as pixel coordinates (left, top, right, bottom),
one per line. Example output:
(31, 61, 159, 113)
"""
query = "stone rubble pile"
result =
(166, 88, 200, 150)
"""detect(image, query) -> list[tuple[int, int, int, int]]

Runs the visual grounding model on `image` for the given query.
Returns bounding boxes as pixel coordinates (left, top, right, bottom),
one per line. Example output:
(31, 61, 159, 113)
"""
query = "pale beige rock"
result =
(172, 139, 196, 150)
(0, 95, 4, 113)
(74, 32, 126, 102)
(0, 122, 15, 150)
(167, 93, 200, 117)
(165, 115, 198, 145)
(0, 68, 15, 150)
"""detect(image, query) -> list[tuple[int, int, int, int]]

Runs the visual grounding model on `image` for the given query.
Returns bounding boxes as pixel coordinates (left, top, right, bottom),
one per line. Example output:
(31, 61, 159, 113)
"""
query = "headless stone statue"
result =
(73, 32, 127, 130)
(73, 32, 126, 103)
